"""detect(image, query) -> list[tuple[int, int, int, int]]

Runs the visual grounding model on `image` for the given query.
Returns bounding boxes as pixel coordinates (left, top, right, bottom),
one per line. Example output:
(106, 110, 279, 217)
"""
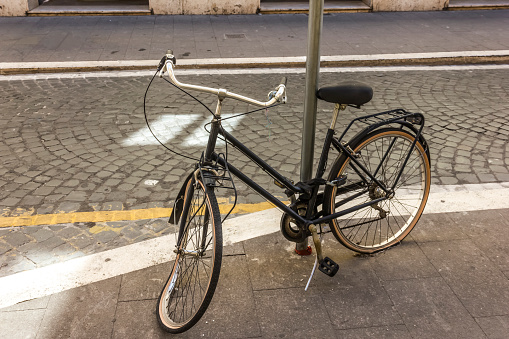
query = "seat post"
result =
(330, 103, 346, 130)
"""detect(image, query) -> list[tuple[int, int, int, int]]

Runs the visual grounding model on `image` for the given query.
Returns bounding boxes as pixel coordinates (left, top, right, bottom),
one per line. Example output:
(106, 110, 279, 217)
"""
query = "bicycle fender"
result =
(404, 122, 431, 167)
(169, 172, 194, 225)
(347, 121, 431, 167)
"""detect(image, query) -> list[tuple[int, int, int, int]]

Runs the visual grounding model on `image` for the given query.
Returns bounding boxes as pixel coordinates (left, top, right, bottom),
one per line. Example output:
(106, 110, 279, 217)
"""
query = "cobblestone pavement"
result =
(1, 67, 509, 276)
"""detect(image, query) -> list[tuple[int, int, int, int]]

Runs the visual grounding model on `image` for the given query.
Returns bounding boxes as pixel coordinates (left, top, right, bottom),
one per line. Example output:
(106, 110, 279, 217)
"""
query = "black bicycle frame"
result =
(208, 126, 392, 229)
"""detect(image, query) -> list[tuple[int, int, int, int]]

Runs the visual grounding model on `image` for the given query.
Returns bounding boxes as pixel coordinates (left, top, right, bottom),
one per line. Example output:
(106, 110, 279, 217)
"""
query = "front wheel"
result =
(157, 178, 222, 333)
(324, 128, 431, 253)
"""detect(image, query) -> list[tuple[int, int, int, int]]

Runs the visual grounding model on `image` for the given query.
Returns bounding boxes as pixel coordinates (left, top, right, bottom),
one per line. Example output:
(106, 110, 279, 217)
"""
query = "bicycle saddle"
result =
(316, 82, 373, 107)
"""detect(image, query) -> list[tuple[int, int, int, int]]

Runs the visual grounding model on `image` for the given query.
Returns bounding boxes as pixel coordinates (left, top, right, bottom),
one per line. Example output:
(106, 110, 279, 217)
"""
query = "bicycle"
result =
(152, 51, 431, 333)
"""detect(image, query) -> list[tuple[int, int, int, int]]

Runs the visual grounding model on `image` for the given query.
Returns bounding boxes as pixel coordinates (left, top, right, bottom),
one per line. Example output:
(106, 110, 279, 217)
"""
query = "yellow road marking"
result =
(0, 201, 286, 228)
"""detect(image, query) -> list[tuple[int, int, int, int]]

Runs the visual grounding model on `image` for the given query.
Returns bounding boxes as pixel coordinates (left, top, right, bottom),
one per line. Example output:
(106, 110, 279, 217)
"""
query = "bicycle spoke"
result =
(327, 129, 430, 253)
(158, 179, 222, 333)
(347, 205, 376, 244)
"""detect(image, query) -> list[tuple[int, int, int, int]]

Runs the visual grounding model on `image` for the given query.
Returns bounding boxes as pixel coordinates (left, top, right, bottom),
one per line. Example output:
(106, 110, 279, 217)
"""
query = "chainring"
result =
(280, 203, 308, 243)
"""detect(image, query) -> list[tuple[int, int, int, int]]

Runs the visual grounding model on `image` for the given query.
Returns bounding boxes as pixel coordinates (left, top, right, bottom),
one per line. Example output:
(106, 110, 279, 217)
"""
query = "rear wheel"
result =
(324, 128, 430, 253)
(157, 178, 222, 333)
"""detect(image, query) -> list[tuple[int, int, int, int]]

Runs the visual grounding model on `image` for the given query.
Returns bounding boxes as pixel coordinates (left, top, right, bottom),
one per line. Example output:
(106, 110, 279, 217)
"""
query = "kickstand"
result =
(305, 227, 323, 291)
(305, 244, 319, 291)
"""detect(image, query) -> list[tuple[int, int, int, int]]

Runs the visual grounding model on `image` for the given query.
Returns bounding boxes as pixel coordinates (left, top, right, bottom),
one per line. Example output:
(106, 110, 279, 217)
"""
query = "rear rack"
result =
(336, 109, 425, 144)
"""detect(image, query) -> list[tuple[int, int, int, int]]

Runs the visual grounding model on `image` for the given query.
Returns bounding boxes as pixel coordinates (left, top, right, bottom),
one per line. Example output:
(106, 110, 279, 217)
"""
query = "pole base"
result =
(295, 246, 313, 256)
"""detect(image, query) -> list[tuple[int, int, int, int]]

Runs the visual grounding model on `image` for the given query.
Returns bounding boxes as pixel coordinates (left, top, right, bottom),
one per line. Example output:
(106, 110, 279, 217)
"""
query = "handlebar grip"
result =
(280, 77, 288, 87)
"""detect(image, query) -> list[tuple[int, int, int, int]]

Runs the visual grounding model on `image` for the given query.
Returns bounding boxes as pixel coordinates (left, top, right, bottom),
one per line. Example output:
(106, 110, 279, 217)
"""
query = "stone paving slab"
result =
(385, 277, 487, 338)
(0, 307, 46, 339)
(37, 276, 121, 339)
(0, 10, 509, 64)
(2, 209, 508, 338)
(421, 239, 509, 318)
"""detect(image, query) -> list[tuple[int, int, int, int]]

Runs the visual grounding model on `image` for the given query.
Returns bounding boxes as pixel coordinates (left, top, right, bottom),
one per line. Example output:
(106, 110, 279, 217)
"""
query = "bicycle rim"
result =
(157, 179, 222, 333)
(326, 129, 430, 253)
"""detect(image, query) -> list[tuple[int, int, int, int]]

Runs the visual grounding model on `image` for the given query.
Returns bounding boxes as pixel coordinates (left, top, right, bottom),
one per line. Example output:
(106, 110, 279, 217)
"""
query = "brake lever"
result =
(156, 55, 167, 73)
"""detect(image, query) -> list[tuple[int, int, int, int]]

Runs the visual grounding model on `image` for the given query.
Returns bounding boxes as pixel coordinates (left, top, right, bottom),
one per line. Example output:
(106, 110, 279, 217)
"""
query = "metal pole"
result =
(296, 0, 324, 254)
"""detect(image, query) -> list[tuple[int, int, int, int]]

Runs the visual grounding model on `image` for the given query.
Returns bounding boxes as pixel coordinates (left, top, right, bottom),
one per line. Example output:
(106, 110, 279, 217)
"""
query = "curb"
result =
(1, 51, 509, 75)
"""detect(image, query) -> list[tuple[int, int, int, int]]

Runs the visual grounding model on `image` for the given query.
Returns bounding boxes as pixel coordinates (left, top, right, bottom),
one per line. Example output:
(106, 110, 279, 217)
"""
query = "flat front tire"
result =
(157, 178, 222, 333)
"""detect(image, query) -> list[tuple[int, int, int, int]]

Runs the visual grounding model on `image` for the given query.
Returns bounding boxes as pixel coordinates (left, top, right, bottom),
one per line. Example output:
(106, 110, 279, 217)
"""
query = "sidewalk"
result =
(1, 9, 509, 339)
(0, 9, 509, 73)
(1, 205, 509, 338)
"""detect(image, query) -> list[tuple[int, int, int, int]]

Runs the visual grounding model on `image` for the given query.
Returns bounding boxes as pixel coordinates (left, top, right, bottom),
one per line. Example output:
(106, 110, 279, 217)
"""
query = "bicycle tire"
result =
(323, 128, 431, 253)
(157, 178, 222, 333)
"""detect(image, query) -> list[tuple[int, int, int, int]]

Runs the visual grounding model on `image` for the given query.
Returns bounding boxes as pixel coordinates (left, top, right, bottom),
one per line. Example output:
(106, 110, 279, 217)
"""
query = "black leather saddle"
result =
(316, 82, 373, 107)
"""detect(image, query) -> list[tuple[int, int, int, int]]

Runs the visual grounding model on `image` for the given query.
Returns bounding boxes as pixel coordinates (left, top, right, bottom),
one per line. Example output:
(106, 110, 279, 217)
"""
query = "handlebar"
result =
(158, 51, 287, 107)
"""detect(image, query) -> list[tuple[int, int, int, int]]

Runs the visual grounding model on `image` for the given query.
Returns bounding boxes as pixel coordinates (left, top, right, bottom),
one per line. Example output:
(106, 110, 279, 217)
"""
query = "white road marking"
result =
(144, 180, 159, 186)
(121, 113, 244, 147)
(121, 113, 200, 146)
(182, 114, 243, 147)
(1, 182, 508, 309)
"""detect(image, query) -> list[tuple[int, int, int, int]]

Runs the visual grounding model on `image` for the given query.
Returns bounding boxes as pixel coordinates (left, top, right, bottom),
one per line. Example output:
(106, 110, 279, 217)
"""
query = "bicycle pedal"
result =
(318, 257, 339, 277)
